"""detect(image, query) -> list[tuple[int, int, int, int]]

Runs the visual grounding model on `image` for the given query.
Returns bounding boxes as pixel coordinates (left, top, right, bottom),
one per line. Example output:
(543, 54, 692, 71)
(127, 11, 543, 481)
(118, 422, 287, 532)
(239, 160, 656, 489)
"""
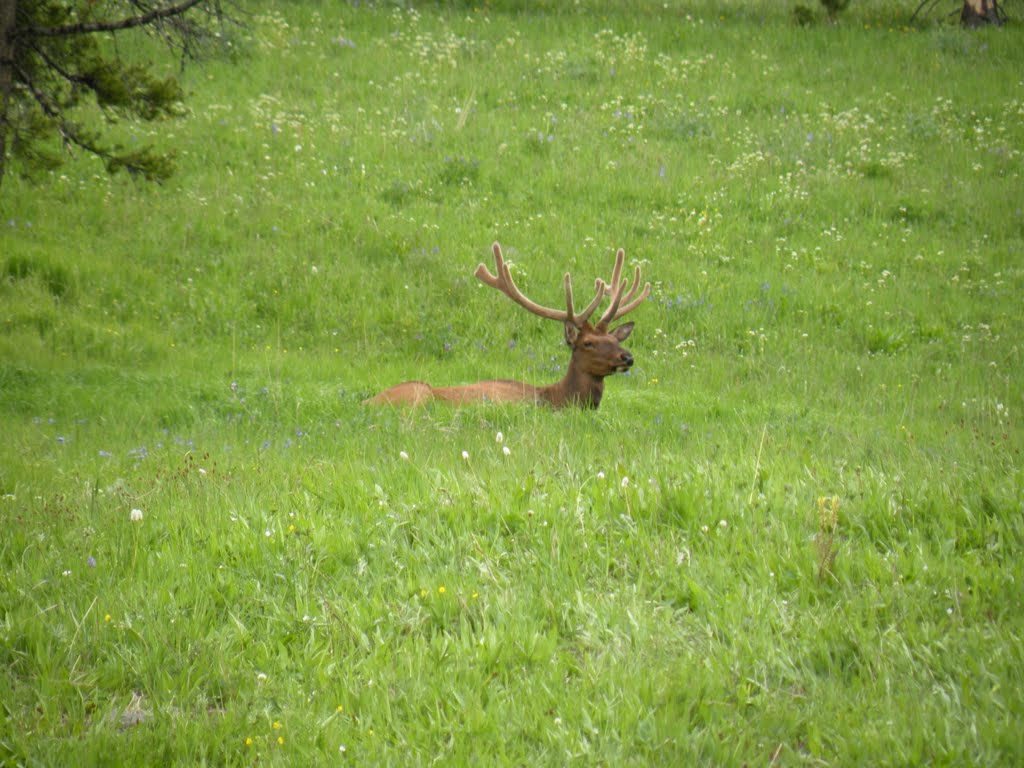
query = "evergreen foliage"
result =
(0, 0, 228, 187)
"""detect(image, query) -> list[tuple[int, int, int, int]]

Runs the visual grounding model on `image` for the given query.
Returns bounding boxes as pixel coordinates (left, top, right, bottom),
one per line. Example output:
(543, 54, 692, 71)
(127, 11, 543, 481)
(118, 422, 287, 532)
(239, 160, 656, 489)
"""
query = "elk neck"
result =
(539, 348, 606, 409)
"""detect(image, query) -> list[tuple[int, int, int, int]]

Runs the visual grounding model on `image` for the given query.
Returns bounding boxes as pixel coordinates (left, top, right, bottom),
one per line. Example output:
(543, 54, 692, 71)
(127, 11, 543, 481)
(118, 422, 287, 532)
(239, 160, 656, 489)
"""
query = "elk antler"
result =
(475, 242, 607, 326)
(475, 242, 650, 328)
(596, 248, 651, 330)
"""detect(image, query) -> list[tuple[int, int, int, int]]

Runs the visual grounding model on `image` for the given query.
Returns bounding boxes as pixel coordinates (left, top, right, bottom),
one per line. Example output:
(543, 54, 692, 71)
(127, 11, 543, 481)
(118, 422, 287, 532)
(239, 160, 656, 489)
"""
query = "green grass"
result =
(2, 1, 1023, 765)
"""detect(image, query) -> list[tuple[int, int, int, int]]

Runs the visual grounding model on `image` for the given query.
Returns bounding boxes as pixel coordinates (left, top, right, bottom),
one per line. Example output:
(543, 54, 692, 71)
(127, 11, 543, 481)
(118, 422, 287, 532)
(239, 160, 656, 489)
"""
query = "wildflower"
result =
(597, 471, 606, 480)
(461, 450, 470, 461)
(621, 476, 630, 489)
(399, 450, 409, 460)
(339, 745, 347, 753)
(245, 737, 254, 746)
(86, 556, 96, 568)
(419, 588, 427, 598)
(502, 446, 511, 457)
(495, 431, 504, 443)
(104, 614, 112, 622)
(336, 705, 344, 713)
(273, 721, 282, 730)
(719, 519, 728, 529)
(438, 586, 446, 595)
(256, 672, 268, 683)
(129, 508, 143, 522)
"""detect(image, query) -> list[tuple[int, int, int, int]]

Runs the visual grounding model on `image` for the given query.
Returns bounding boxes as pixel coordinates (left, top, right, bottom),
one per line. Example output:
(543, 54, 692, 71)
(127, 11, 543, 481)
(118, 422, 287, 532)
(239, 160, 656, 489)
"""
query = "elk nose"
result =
(621, 351, 634, 368)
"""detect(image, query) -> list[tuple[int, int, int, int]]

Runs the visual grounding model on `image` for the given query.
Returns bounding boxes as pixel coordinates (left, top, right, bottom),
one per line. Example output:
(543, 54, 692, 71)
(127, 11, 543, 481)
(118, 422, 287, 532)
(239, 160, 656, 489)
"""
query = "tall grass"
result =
(1, 1, 1022, 765)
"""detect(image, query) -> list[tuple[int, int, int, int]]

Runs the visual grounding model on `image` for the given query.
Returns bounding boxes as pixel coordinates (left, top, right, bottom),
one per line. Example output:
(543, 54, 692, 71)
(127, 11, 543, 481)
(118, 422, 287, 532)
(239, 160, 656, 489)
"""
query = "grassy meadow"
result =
(2, 0, 1023, 764)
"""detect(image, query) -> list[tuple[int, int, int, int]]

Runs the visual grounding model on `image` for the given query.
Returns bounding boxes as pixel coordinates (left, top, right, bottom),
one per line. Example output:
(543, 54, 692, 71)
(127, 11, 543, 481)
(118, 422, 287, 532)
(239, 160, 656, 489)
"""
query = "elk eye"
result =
(582, 340, 595, 349)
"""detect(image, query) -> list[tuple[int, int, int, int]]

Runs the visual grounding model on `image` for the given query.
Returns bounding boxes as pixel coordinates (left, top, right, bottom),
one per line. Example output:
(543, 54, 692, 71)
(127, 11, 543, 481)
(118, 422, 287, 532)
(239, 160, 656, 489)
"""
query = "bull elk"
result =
(365, 242, 651, 409)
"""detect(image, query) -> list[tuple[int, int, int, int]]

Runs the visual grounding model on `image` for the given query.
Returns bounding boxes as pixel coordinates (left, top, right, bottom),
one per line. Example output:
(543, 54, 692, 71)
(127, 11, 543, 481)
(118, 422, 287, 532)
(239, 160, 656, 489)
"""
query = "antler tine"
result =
(597, 249, 627, 328)
(475, 242, 569, 322)
(609, 248, 624, 298)
(472, 242, 505, 287)
(597, 248, 651, 328)
(618, 265, 643, 307)
(612, 280, 651, 318)
(574, 277, 607, 325)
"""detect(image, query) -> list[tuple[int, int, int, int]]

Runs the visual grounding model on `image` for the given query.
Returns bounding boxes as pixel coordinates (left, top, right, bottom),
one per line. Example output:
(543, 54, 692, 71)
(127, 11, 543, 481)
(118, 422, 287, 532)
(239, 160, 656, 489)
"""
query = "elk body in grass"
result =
(365, 243, 651, 409)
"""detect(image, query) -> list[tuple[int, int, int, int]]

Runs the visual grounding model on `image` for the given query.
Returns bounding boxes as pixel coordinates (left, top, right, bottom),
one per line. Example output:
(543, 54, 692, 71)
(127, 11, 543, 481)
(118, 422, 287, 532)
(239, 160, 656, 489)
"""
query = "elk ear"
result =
(610, 322, 634, 342)
(564, 321, 581, 346)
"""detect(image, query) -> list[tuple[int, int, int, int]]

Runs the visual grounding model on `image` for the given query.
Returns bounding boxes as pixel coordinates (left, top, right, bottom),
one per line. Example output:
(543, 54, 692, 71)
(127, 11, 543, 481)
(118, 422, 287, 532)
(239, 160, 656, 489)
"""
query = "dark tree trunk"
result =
(0, 0, 18, 186)
(961, 0, 1005, 27)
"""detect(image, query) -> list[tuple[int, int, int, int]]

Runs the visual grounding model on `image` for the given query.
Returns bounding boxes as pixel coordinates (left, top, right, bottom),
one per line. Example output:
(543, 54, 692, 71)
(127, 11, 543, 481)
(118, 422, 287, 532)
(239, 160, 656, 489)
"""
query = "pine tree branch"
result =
(910, 0, 943, 23)
(15, 0, 208, 40)
(13, 59, 167, 178)
(14, 61, 100, 157)
(27, 41, 91, 90)
(12, 62, 62, 121)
